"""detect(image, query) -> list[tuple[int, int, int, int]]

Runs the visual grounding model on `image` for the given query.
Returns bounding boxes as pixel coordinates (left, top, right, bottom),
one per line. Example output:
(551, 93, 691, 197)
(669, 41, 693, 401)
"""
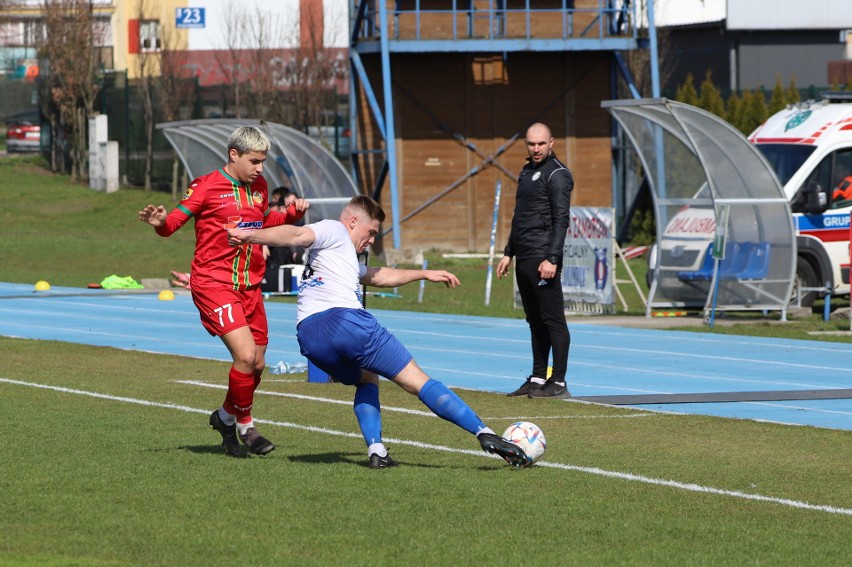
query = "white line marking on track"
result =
(3, 376, 848, 516)
(581, 344, 852, 374)
(483, 414, 657, 421)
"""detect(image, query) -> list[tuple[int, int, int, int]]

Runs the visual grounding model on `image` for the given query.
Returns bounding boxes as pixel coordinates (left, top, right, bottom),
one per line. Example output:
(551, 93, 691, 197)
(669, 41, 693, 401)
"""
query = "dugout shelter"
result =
(602, 98, 796, 319)
(157, 119, 358, 223)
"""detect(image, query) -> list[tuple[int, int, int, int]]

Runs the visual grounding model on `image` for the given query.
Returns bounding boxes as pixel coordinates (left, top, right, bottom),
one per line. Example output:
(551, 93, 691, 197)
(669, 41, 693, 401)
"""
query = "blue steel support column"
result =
(349, 61, 358, 184)
(648, 0, 660, 98)
(378, 2, 402, 249)
(350, 52, 386, 134)
(651, 2, 664, 316)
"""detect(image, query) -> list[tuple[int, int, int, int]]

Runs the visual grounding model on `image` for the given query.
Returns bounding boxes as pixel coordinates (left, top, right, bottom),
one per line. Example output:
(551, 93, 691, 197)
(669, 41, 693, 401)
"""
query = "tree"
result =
(38, 0, 107, 180)
(213, 3, 250, 118)
(785, 76, 801, 104)
(618, 1, 676, 99)
(285, 0, 345, 148)
(740, 87, 768, 135)
(675, 73, 699, 106)
(699, 70, 726, 120)
(156, 23, 193, 197)
(769, 76, 786, 115)
(734, 89, 754, 133)
(133, 0, 157, 192)
(241, 6, 289, 122)
(725, 91, 742, 131)
(206, 2, 346, 146)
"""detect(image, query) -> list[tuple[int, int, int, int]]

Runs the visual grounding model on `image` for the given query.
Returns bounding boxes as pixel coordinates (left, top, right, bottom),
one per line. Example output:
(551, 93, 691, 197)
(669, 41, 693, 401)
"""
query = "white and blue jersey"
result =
(295, 219, 411, 384)
(296, 220, 366, 324)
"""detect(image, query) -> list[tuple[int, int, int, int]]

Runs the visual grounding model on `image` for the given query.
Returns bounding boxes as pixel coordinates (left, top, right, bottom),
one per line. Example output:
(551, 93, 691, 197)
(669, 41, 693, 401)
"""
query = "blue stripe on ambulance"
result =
(796, 214, 850, 231)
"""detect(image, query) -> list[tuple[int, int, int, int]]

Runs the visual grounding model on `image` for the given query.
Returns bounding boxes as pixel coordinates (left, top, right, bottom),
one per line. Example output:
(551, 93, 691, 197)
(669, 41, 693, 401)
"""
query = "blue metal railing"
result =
(354, 1, 635, 44)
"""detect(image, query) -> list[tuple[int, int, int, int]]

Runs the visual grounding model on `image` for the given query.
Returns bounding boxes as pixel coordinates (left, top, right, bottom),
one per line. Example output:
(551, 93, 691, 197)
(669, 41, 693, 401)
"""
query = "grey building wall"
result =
(736, 31, 846, 90)
(664, 25, 846, 95)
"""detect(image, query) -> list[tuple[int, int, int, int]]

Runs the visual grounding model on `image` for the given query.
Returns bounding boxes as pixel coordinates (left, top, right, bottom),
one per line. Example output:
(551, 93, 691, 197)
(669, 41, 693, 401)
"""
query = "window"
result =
(140, 20, 160, 52)
(829, 149, 852, 209)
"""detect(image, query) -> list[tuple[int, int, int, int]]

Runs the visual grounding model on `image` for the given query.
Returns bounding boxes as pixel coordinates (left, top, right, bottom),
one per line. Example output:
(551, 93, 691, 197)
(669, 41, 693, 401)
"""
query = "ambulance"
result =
(651, 94, 852, 307)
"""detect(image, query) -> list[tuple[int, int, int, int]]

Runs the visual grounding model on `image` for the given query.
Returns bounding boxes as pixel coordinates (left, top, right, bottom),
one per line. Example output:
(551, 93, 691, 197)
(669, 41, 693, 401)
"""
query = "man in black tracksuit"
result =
(497, 123, 573, 398)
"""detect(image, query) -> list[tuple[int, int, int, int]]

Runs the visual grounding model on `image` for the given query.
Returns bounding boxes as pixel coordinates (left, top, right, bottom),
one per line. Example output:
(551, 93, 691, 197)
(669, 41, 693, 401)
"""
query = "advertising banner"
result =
(512, 207, 615, 313)
(562, 207, 614, 311)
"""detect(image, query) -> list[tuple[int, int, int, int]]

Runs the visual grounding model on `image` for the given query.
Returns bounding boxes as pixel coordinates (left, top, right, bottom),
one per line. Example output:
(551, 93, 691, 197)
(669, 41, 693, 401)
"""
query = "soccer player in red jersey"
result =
(138, 126, 308, 457)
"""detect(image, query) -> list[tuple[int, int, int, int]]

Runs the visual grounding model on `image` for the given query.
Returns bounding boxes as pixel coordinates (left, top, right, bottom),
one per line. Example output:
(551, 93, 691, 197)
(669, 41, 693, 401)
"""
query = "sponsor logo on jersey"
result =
(298, 277, 324, 293)
(182, 187, 194, 200)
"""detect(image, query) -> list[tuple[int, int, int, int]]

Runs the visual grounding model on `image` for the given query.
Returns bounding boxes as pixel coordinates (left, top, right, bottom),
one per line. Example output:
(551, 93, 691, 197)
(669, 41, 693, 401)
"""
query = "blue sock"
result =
(418, 379, 486, 435)
(354, 382, 382, 447)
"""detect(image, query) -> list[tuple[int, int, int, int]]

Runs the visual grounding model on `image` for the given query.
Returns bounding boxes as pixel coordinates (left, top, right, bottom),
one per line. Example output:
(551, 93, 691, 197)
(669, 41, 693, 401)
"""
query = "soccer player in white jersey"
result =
(227, 195, 529, 468)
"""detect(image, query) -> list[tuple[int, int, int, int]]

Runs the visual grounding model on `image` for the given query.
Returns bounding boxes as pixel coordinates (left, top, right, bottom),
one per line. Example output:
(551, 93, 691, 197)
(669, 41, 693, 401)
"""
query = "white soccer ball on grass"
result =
(502, 421, 546, 465)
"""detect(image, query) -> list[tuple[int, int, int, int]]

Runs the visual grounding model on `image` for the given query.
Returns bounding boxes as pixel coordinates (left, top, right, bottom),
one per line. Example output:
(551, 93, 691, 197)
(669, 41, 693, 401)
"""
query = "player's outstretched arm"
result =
(227, 224, 316, 248)
(362, 267, 460, 289)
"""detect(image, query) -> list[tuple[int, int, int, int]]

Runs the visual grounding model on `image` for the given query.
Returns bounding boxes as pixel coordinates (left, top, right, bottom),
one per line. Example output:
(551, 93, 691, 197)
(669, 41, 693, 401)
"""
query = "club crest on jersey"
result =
(532, 171, 542, 181)
(252, 191, 263, 206)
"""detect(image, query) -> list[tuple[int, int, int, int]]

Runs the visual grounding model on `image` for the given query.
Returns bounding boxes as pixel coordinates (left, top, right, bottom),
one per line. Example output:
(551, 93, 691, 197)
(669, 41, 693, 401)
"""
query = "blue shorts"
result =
(296, 307, 412, 385)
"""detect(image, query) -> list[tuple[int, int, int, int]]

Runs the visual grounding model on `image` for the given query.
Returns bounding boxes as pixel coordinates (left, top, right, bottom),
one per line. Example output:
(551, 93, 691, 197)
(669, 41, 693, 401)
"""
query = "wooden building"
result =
(349, 1, 649, 253)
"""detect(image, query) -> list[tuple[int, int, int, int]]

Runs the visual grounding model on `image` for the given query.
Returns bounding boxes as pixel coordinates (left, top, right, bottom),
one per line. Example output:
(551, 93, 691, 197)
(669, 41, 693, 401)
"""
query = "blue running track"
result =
(0, 282, 850, 431)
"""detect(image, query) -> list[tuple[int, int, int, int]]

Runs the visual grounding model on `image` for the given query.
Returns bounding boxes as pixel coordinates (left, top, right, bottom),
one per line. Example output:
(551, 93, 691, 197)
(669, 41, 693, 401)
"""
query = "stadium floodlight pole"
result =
(484, 179, 502, 306)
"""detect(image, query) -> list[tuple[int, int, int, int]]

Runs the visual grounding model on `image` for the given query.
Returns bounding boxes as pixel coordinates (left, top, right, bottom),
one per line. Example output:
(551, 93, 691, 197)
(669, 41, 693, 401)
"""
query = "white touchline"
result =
(177, 379, 437, 417)
(3, 376, 850, 517)
(178, 380, 659, 422)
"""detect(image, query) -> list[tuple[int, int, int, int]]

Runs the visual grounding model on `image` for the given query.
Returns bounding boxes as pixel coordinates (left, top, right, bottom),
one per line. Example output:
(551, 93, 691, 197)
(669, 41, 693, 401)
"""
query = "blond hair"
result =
(226, 126, 271, 155)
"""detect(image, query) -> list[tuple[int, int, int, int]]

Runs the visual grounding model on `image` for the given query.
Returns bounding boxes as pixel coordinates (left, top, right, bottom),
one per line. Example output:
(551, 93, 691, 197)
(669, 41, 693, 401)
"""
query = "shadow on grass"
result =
(289, 451, 453, 469)
(175, 446, 512, 469)
(177, 444, 248, 458)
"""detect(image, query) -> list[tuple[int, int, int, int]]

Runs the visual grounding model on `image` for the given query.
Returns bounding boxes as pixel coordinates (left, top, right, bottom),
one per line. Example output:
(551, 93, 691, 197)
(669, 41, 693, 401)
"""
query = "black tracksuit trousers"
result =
(515, 257, 571, 382)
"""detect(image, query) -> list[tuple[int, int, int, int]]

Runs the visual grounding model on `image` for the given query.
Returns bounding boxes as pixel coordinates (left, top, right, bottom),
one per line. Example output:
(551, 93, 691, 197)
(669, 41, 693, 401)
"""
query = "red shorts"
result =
(191, 284, 269, 345)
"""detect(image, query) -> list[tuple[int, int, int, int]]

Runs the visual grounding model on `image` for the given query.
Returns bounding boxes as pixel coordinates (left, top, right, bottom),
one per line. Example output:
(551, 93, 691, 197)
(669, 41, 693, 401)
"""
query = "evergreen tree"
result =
(742, 87, 769, 134)
(734, 90, 754, 134)
(699, 70, 726, 120)
(769, 76, 786, 114)
(726, 91, 742, 132)
(785, 76, 800, 104)
(675, 73, 699, 106)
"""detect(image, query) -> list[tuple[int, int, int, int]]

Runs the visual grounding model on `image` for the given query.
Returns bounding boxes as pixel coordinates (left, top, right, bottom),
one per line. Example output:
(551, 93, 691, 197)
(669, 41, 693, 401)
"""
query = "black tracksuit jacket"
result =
(503, 153, 574, 262)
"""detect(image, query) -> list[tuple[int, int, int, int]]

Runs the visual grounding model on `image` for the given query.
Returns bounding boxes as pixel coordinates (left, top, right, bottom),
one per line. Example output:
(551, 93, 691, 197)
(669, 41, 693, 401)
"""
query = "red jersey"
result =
(156, 168, 295, 290)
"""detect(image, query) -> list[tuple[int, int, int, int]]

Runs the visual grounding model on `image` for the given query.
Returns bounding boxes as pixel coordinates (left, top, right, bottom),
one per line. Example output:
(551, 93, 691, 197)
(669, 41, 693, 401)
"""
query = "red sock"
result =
(223, 366, 256, 424)
(253, 369, 262, 391)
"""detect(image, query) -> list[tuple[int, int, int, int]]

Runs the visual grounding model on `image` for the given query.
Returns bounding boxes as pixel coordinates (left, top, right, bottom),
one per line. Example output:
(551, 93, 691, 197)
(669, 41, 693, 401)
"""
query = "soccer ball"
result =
(502, 421, 546, 465)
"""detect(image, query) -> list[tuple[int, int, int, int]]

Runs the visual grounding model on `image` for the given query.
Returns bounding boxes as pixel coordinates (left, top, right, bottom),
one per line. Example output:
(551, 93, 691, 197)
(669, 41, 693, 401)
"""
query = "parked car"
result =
(5, 110, 41, 153)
